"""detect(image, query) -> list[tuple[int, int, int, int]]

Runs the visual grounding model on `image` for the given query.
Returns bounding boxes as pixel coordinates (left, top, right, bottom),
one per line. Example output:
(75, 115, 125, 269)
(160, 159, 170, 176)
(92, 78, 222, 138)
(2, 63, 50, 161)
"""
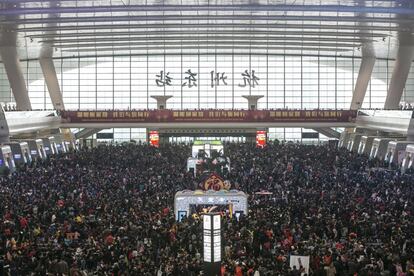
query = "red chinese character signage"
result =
(149, 131, 159, 148)
(256, 130, 267, 148)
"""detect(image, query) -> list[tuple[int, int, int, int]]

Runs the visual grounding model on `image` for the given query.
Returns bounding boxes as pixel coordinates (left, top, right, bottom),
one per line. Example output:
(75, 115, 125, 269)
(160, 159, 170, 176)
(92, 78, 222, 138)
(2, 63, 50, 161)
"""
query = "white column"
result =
(350, 56, 376, 110)
(39, 45, 65, 110)
(384, 45, 414, 109)
(0, 42, 32, 110)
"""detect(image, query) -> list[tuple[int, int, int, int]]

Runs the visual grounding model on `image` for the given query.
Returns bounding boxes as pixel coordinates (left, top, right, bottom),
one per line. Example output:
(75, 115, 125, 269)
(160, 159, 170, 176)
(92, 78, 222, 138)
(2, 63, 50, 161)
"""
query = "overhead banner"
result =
(256, 130, 267, 148)
(149, 131, 159, 148)
(61, 109, 357, 123)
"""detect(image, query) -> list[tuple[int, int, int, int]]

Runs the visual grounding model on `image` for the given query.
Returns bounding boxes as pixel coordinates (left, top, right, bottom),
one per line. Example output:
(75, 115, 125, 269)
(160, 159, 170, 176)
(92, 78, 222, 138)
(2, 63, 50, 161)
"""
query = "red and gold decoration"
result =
(256, 130, 267, 148)
(149, 131, 159, 148)
(202, 173, 231, 191)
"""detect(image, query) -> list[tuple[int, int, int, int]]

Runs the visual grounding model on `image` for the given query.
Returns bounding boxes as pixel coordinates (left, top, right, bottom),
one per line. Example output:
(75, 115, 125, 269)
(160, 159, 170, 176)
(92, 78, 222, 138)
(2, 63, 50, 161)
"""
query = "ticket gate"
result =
(54, 135, 67, 153)
(23, 139, 47, 160)
(347, 133, 363, 152)
(41, 137, 57, 156)
(65, 141, 76, 151)
(338, 131, 351, 148)
(5, 142, 31, 165)
(358, 136, 379, 156)
(385, 141, 414, 166)
(0, 145, 16, 171)
(401, 144, 414, 173)
(19, 142, 32, 164)
(369, 138, 396, 160)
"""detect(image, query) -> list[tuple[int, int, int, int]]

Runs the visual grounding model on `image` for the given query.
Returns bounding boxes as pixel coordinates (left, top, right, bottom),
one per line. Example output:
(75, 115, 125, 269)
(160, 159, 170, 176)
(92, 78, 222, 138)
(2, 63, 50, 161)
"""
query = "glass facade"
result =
(0, 54, 413, 142)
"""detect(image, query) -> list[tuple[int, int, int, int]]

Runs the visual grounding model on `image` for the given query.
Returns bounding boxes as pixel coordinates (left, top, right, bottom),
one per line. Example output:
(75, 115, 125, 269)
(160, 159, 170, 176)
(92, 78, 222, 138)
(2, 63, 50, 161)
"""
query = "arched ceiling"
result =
(0, 0, 414, 61)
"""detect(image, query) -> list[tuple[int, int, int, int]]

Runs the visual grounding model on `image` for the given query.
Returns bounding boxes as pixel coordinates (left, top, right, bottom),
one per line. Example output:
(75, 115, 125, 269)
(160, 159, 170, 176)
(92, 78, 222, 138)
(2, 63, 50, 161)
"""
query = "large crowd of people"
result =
(0, 141, 413, 275)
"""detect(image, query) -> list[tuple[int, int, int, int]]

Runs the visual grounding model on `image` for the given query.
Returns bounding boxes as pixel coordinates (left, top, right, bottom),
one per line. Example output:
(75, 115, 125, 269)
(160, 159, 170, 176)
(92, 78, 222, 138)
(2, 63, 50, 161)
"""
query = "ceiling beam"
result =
(1, 14, 407, 25)
(42, 36, 372, 45)
(17, 23, 400, 33)
(1, 4, 413, 16)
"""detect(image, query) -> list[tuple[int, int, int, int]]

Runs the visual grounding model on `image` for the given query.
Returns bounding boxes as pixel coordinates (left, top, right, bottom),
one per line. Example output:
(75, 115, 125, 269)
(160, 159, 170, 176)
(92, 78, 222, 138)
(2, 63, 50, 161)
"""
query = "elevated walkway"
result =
(356, 110, 414, 136)
(5, 111, 60, 135)
(5, 109, 414, 139)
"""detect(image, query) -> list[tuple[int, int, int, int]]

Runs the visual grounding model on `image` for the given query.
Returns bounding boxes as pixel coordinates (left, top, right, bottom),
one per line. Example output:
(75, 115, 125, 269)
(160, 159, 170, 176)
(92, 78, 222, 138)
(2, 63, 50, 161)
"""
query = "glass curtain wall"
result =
(1, 54, 414, 142)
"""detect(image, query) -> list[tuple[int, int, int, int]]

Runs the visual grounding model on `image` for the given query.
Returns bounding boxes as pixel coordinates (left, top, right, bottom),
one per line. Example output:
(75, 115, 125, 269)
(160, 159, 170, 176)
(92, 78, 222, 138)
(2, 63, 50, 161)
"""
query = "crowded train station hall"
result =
(0, 0, 414, 275)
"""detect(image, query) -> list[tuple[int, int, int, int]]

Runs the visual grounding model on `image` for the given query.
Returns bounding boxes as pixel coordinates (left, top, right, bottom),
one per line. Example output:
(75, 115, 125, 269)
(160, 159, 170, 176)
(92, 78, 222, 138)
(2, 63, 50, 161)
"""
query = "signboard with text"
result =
(61, 109, 357, 124)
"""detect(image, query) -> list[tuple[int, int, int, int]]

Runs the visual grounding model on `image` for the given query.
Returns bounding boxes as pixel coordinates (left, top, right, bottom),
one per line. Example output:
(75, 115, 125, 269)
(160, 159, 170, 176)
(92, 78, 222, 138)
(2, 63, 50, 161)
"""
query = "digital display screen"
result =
(203, 214, 221, 263)
(149, 131, 159, 148)
(256, 130, 267, 148)
(14, 154, 21, 159)
(45, 147, 50, 151)
(30, 150, 38, 155)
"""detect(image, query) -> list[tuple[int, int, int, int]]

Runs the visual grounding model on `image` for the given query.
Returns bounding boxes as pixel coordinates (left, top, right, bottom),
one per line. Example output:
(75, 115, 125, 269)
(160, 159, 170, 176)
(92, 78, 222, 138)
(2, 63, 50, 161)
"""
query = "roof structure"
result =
(0, 0, 413, 61)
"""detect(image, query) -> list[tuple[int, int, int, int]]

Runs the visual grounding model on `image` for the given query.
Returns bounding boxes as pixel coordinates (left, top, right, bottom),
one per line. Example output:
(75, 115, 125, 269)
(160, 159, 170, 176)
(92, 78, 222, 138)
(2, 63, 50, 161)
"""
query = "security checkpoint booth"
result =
(346, 133, 363, 152)
(358, 136, 379, 156)
(174, 190, 248, 222)
(369, 138, 397, 160)
(0, 145, 16, 171)
(401, 145, 414, 173)
(385, 141, 414, 166)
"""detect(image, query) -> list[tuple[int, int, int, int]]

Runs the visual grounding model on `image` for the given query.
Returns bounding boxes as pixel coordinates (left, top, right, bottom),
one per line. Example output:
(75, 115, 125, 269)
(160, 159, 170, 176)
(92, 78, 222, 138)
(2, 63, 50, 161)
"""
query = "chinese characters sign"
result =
(61, 109, 357, 123)
(155, 69, 258, 88)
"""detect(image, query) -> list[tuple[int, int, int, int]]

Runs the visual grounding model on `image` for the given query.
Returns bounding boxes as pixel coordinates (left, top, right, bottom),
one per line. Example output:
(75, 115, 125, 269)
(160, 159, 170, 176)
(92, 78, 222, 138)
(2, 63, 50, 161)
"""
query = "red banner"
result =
(149, 131, 159, 147)
(61, 109, 357, 123)
(256, 130, 267, 148)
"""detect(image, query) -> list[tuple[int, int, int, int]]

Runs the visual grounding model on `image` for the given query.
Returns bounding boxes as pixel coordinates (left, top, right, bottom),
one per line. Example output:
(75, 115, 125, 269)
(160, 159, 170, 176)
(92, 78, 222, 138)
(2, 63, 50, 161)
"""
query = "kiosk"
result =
(347, 133, 363, 152)
(369, 138, 397, 160)
(0, 145, 16, 171)
(385, 141, 414, 166)
(402, 144, 414, 173)
(174, 190, 248, 221)
(358, 136, 379, 155)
